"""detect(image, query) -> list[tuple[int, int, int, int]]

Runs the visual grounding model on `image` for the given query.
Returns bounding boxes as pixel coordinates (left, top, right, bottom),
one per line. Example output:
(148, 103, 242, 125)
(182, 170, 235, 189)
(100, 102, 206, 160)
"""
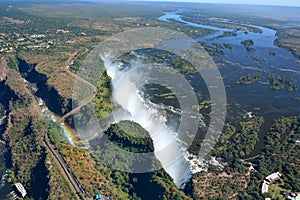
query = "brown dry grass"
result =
(193, 169, 251, 199)
(19, 51, 77, 98)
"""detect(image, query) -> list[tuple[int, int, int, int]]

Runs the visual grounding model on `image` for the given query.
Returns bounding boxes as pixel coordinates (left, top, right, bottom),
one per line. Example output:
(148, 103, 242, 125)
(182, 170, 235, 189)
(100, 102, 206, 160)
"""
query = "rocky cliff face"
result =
(0, 54, 50, 199)
(17, 58, 72, 116)
(0, 58, 8, 82)
(0, 58, 19, 108)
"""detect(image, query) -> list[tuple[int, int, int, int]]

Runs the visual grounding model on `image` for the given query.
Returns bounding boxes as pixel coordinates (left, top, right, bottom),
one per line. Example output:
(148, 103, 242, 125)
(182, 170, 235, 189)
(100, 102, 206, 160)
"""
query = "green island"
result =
(192, 99, 212, 112)
(236, 73, 261, 84)
(223, 42, 233, 50)
(210, 31, 238, 40)
(241, 39, 256, 52)
(212, 42, 224, 49)
(267, 73, 298, 91)
(269, 49, 276, 56)
(104, 121, 155, 153)
(198, 41, 225, 57)
(251, 56, 265, 62)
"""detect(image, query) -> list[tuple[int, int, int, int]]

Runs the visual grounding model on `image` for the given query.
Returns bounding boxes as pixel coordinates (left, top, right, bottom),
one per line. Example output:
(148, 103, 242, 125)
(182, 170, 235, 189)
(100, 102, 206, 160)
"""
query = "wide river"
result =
(158, 10, 300, 157)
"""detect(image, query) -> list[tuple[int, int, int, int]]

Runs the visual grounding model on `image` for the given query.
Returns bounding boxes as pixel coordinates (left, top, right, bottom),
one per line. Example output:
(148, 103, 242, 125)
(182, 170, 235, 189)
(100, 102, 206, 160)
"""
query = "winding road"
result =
(43, 50, 99, 200)
(17, 49, 98, 200)
(59, 50, 98, 122)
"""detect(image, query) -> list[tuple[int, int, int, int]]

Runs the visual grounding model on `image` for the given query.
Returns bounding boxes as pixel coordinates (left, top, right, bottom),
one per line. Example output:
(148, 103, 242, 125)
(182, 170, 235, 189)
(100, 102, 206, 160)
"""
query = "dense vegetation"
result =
(223, 42, 233, 50)
(213, 116, 264, 160)
(198, 41, 225, 57)
(194, 116, 300, 199)
(241, 39, 256, 52)
(236, 73, 261, 84)
(243, 116, 300, 199)
(94, 72, 115, 121)
(117, 48, 199, 75)
(0, 63, 50, 200)
(105, 121, 154, 153)
(267, 73, 298, 91)
(49, 120, 191, 199)
(5, 54, 19, 71)
(210, 31, 238, 40)
(236, 73, 299, 93)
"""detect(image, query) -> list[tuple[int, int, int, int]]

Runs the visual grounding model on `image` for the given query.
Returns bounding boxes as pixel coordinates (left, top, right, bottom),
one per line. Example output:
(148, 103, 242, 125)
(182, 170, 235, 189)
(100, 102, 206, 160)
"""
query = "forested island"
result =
(241, 39, 256, 52)
(236, 74, 261, 84)
(267, 73, 298, 91)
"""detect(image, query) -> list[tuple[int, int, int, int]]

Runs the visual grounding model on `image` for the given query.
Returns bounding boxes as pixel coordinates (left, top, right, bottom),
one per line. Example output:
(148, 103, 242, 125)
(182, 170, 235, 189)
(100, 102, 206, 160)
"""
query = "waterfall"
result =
(102, 54, 192, 189)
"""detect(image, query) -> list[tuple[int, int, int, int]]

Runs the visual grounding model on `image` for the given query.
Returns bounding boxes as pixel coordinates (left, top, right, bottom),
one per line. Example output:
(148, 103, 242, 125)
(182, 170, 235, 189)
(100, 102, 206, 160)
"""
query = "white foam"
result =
(102, 53, 192, 189)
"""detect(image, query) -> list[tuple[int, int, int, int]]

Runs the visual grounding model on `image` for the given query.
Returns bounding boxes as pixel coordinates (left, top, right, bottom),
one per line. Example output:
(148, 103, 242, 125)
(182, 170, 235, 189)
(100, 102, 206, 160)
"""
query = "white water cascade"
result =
(102, 54, 192, 189)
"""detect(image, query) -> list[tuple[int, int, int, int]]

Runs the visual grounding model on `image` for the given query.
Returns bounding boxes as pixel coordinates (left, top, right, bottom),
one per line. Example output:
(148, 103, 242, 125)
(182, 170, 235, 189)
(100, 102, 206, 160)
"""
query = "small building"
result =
(265, 172, 281, 183)
(14, 182, 27, 198)
(261, 181, 269, 194)
(261, 172, 282, 194)
(95, 194, 102, 199)
(287, 192, 300, 200)
(246, 112, 254, 118)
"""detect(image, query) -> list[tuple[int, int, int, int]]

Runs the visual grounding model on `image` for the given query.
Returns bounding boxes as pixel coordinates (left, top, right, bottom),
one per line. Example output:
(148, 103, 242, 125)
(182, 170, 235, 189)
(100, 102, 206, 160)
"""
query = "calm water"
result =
(159, 11, 300, 156)
(158, 11, 277, 47)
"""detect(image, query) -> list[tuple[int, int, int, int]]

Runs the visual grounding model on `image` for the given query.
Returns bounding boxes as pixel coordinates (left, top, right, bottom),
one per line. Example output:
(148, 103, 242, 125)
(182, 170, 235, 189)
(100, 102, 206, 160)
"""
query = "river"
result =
(158, 10, 277, 47)
(158, 10, 300, 157)
(0, 117, 12, 200)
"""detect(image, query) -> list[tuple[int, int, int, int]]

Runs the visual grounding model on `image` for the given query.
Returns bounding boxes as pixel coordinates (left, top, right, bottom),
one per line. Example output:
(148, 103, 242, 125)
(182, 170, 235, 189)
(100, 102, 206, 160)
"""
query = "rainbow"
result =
(39, 97, 81, 146)
(49, 112, 80, 146)
(60, 123, 80, 146)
